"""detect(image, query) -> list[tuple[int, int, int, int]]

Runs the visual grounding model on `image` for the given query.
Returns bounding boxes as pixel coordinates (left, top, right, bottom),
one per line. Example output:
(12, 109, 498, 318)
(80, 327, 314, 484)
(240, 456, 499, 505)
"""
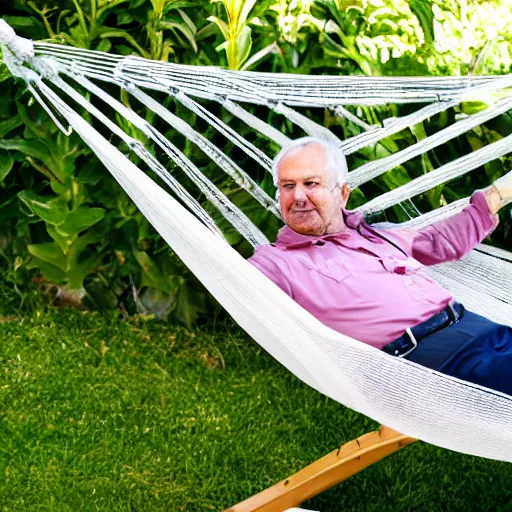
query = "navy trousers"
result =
(405, 310, 512, 396)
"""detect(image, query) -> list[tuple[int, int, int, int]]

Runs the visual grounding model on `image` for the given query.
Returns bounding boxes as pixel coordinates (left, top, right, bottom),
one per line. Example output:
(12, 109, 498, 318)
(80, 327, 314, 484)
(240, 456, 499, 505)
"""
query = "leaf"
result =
(321, 32, 349, 58)
(0, 138, 53, 165)
(27, 259, 67, 284)
(17, 190, 68, 225)
(67, 253, 102, 289)
(380, 165, 411, 190)
(98, 30, 149, 58)
(159, 19, 198, 52)
(110, 41, 132, 54)
(207, 16, 230, 40)
(0, 150, 14, 183)
(66, 231, 103, 288)
(96, 39, 112, 52)
(236, 25, 253, 69)
(409, 0, 434, 45)
(196, 23, 219, 41)
(162, 0, 196, 14)
(466, 133, 485, 152)
(0, 61, 12, 83)
(50, 180, 70, 196)
(247, 0, 274, 20)
(134, 250, 174, 295)
(2, 16, 46, 39)
(425, 184, 444, 209)
(58, 208, 105, 237)
(66, 231, 102, 269)
(117, 12, 134, 25)
(316, 0, 347, 33)
(239, 0, 258, 27)
(47, 224, 74, 254)
(178, 9, 196, 35)
(77, 160, 105, 185)
(241, 41, 280, 71)
(98, 0, 132, 17)
(28, 242, 67, 272)
(16, 101, 49, 140)
(0, 116, 22, 138)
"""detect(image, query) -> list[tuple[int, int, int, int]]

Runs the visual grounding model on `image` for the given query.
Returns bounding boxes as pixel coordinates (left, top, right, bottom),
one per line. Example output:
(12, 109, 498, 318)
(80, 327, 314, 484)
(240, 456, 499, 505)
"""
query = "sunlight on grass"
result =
(0, 284, 511, 510)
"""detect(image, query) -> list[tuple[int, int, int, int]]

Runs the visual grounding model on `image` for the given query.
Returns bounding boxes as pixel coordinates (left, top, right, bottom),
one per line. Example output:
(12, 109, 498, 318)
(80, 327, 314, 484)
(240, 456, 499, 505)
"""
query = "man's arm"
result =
(384, 190, 499, 266)
(388, 167, 512, 265)
(382, 168, 512, 265)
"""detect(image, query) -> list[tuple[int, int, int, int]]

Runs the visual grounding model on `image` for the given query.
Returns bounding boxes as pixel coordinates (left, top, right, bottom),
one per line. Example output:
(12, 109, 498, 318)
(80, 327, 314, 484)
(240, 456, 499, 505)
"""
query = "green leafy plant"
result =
(0, 0, 511, 324)
(312, 0, 427, 76)
(205, 0, 281, 70)
(207, 0, 257, 69)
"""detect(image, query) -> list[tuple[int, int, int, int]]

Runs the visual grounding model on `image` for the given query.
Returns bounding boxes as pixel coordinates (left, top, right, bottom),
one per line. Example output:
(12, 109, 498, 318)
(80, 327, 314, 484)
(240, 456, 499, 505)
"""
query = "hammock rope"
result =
(3, 22, 512, 464)
(33, 43, 512, 104)
(39, 46, 512, 198)
(65, 67, 280, 217)
(349, 94, 512, 188)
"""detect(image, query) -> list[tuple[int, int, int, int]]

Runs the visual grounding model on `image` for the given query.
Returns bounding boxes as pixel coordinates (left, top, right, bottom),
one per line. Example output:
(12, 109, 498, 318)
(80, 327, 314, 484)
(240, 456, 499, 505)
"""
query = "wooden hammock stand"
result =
(226, 426, 416, 512)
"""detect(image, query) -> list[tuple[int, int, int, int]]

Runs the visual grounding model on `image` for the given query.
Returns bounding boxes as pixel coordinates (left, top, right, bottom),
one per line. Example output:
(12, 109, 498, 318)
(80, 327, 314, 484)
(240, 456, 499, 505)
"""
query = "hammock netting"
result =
(2, 21, 512, 463)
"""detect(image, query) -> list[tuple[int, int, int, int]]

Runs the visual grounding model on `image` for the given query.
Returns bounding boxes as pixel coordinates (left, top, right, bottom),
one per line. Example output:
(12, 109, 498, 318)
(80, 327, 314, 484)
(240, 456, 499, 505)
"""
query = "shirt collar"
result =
(274, 209, 366, 250)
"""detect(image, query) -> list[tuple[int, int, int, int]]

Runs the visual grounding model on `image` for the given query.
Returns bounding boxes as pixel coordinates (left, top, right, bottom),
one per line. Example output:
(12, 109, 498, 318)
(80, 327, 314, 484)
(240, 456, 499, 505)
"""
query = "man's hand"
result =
(495, 170, 512, 207)
(483, 170, 512, 215)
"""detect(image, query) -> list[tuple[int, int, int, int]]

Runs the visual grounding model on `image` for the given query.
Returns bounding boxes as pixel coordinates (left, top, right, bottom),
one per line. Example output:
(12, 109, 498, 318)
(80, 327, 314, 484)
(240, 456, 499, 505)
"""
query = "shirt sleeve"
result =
(248, 246, 294, 297)
(404, 191, 499, 266)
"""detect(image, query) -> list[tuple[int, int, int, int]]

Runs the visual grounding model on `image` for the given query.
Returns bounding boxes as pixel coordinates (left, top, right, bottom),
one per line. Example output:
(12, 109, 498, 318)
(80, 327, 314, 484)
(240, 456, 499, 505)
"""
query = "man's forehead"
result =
(279, 173, 324, 182)
(278, 143, 328, 179)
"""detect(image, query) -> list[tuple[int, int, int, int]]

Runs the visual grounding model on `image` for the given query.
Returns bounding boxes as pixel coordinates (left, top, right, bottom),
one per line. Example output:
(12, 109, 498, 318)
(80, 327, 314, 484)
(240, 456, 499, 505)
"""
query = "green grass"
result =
(0, 286, 512, 511)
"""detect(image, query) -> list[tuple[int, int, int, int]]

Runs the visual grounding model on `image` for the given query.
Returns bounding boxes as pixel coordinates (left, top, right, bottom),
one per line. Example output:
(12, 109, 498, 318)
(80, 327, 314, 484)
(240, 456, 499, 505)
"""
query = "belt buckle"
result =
(447, 302, 460, 324)
(398, 327, 418, 358)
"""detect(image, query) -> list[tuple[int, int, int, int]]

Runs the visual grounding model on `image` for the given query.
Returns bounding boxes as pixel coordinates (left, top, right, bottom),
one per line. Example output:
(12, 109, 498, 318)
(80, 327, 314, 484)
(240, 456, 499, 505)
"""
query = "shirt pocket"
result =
(295, 253, 353, 283)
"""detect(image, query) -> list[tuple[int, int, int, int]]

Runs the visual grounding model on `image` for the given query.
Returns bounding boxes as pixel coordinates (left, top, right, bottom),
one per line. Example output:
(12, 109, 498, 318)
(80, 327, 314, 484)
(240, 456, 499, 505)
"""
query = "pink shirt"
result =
(249, 192, 498, 349)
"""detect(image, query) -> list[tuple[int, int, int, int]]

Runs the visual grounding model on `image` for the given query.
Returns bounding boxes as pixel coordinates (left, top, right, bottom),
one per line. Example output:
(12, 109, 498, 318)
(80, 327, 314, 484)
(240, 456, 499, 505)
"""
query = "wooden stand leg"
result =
(225, 426, 416, 512)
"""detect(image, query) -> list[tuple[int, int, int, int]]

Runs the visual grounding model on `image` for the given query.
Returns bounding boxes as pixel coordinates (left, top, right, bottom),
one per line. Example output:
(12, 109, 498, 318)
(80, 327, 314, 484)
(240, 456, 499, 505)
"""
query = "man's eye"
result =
(305, 182, 318, 187)
(283, 184, 295, 190)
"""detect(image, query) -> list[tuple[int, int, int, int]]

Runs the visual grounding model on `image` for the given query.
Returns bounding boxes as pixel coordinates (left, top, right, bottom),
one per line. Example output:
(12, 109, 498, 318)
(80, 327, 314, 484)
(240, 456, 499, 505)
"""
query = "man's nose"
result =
(293, 185, 307, 201)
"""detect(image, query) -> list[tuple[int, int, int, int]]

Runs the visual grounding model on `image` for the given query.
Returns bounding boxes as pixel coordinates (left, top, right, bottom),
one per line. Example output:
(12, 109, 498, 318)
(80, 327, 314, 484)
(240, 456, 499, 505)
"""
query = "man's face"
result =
(277, 143, 349, 236)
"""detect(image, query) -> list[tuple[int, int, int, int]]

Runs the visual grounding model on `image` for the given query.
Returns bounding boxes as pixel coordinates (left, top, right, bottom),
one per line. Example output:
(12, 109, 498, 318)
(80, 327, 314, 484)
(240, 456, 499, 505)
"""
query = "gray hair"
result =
(271, 137, 349, 198)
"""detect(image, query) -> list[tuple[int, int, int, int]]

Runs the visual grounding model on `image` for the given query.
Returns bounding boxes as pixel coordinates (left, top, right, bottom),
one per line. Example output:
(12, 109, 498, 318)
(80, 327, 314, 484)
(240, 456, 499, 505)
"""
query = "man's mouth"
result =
(290, 209, 316, 220)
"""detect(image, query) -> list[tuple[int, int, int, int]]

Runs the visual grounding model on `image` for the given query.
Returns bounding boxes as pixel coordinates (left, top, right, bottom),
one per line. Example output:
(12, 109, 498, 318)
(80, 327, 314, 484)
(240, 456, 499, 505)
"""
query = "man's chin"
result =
(289, 222, 322, 236)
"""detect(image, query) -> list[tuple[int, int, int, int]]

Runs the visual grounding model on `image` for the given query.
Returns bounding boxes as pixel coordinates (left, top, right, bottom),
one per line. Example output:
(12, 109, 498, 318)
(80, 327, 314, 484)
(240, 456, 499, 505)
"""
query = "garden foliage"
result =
(0, 0, 511, 323)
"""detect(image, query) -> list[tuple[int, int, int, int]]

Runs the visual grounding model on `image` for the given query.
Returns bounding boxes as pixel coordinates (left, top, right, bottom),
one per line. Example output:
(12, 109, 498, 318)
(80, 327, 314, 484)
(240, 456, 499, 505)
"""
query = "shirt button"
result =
(395, 266, 406, 275)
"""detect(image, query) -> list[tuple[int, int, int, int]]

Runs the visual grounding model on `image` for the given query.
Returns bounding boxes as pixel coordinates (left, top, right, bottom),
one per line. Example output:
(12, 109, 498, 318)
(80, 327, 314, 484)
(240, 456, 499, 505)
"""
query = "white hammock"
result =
(2, 21, 512, 463)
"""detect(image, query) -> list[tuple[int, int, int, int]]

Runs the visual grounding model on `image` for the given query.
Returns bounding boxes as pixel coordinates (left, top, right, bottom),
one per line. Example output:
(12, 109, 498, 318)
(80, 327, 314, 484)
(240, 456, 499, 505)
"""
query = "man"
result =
(249, 137, 512, 395)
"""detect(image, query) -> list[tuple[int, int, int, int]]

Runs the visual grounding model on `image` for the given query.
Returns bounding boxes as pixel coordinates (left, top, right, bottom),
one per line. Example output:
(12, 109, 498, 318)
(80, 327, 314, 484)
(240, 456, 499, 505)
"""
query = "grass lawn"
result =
(1, 285, 512, 511)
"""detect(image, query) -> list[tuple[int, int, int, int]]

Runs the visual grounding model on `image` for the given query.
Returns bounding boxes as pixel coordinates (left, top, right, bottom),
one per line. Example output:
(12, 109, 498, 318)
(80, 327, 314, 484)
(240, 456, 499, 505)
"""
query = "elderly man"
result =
(249, 137, 512, 395)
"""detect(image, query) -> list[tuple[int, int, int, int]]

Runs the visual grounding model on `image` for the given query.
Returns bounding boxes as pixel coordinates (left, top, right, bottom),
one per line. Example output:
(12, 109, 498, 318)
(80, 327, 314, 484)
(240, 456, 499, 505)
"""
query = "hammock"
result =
(2, 21, 512, 468)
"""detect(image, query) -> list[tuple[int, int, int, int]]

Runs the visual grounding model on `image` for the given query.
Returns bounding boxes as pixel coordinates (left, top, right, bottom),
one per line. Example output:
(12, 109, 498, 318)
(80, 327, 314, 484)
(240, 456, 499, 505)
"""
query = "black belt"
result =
(383, 302, 465, 358)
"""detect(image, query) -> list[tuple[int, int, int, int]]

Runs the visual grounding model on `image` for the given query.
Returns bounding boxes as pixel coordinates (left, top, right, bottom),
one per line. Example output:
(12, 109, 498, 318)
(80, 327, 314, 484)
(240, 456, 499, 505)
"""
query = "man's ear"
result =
(341, 182, 351, 206)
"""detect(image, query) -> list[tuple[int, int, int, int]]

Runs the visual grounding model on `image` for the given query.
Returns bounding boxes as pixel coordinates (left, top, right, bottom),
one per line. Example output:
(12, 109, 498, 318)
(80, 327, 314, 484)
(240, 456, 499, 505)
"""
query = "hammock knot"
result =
(0, 19, 16, 45)
(2, 47, 38, 83)
(0, 20, 34, 60)
(32, 56, 60, 80)
(114, 58, 127, 80)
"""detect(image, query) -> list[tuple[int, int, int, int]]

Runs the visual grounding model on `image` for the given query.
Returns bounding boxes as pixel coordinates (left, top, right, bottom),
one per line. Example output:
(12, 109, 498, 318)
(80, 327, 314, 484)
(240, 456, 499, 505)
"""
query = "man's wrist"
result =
(482, 185, 503, 215)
